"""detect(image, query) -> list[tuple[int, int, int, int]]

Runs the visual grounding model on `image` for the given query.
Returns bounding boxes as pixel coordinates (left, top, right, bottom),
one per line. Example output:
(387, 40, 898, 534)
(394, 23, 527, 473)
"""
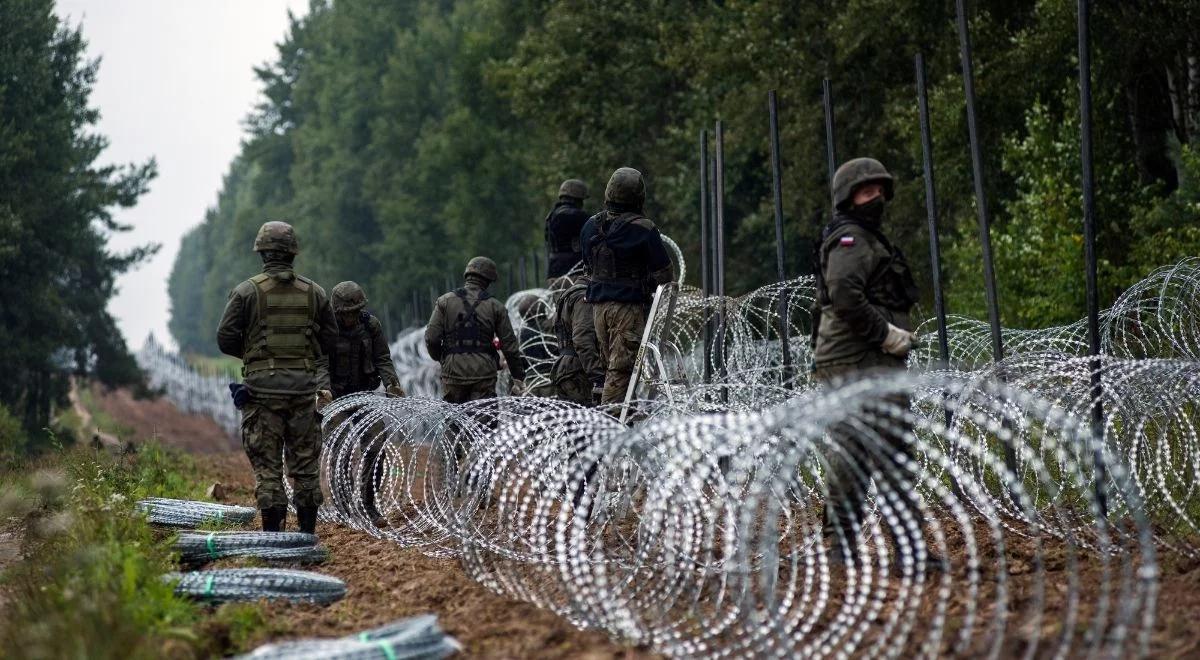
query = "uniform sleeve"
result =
(572, 296, 604, 384)
(424, 298, 445, 362)
(579, 218, 595, 271)
(216, 286, 247, 358)
(644, 226, 673, 285)
(370, 317, 400, 387)
(824, 233, 891, 345)
(312, 286, 339, 391)
(494, 301, 526, 381)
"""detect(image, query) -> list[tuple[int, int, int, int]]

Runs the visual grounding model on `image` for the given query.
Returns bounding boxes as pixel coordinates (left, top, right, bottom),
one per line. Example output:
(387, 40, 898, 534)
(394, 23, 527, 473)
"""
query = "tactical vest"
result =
(330, 313, 378, 395)
(589, 212, 648, 287)
(446, 288, 497, 358)
(554, 284, 587, 357)
(545, 206, 583, 256)
(816, 220, 919, 311)
(242, 271, 321, 375)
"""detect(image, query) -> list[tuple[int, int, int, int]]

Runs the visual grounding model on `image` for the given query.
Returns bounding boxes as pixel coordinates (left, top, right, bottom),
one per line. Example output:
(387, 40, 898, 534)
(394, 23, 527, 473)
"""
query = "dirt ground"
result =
(89, 383, 239, 454)
(100, 387, 1200, 658)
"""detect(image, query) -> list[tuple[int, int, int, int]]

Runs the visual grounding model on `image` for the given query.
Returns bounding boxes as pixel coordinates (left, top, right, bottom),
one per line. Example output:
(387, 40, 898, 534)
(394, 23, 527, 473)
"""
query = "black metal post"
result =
(715, 120, 728, 400)
(519, 255, 528, 291)
(506, 262, 514, 297)
(533, 250, 541, 285)
(822, 78, 838, 196)
(956, 0, 1004, 363)
(768, 90, 794, 387)
(1077, 0, 1108, 518)
(700, 129, 713, 385)
(916, 53, 951, 369)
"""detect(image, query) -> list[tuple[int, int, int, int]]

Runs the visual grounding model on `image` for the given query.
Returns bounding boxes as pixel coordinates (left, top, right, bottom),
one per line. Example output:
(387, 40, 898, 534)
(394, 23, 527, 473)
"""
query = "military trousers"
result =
(241, 393, 324, 511)
(592, 301, 647, 405)
(812, 351, 920, 560)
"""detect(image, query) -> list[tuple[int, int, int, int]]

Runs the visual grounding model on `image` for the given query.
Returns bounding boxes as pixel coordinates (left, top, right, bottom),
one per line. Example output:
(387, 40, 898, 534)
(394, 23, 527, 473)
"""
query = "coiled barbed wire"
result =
(167, 568, 347, 605)
(137, 498, 256, 528)
(234, 614, 460, 660)
(175, 531, 328, 565)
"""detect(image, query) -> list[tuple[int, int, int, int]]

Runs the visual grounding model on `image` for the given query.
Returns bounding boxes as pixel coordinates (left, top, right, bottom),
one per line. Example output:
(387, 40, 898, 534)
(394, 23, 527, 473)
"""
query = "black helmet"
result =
(604, 167, 646, 208)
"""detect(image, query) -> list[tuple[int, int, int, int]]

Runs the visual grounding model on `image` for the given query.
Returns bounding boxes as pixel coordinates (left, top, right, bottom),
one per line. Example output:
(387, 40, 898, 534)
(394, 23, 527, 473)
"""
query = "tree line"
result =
(168, 0, 1200, 356)
(1, 0, 156, 447)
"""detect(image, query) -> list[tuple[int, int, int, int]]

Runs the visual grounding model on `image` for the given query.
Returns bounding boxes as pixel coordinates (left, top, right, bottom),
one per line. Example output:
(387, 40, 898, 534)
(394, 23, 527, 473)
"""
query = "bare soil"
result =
(88, 382, 238, 453)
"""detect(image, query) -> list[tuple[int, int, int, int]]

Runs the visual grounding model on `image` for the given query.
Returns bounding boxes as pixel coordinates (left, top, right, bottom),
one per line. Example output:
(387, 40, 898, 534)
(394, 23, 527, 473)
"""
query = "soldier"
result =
(425, 256, 526, 402)
(812, 158, 937, 570)
(544, 179, 591, 283)
(550, 272, 604, 405)
(217, 221, 338, 534)
(328, 281, 403, 526)
(579, 167, 673, 405)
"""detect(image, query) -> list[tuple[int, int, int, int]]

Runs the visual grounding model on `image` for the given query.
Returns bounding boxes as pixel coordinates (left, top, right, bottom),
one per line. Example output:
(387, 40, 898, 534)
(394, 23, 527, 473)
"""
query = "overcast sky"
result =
(56, 0, 310, 352)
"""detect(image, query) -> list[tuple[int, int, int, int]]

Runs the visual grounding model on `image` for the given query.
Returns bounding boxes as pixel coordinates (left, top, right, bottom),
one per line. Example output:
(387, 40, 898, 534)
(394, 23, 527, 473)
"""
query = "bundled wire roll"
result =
(236, 614, 461, 659)
(137, 497, 256, 528)
(175, 531, 329, 565)
(167, 568, 347, 605)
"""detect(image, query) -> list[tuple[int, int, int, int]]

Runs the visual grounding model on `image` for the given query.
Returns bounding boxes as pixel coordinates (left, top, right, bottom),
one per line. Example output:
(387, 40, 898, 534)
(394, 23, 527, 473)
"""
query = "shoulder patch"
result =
(838, 235, 856, 247)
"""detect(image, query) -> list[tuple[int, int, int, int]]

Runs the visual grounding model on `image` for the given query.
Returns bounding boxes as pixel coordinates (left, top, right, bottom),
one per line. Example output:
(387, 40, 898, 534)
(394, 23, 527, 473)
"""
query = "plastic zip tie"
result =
(374, 640, 397, 660)
(204, 574, 215, 599)
(206, 532, 218, 560)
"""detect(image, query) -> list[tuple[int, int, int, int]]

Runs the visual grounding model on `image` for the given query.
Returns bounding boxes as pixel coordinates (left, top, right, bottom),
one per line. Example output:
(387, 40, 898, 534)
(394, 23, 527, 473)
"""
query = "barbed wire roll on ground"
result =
(167, 568, 347, 605)
(137, 498, 256, 528)
(175, 531, 328, 566)
(234, 614, 460, 660)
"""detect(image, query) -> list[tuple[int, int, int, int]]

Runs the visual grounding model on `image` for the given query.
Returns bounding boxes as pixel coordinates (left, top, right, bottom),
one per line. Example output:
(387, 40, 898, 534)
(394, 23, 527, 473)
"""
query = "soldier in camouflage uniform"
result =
(544, 179, 591, 282)
(217, 221, 338, 533)
(425, 257, 526, 401)
(579, 168, 673, 405)
(328, 281, 403, 525)
(550, 273, 604, 405)
(812, 158, 939, 570)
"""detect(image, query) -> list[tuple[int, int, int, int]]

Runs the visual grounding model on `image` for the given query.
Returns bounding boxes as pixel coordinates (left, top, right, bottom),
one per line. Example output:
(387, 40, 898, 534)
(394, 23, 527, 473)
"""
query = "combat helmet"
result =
(558, 179, 588, 200)
(464, 256, 499, 283)
(253, 221, 299, 254)
(831, 158, 894, 211)
(331, 281, 368, 313)
(604, 167, 646, 208)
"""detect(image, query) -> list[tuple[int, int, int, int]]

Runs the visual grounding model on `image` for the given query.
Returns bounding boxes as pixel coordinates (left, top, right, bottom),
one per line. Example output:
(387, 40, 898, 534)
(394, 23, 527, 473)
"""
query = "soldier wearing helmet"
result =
(813, 159, 940, 571)
(425, 256, 526, 402)
(579, 167, 673, 405)
(543, 178, 592, 282)
(216, 220, 339, 534)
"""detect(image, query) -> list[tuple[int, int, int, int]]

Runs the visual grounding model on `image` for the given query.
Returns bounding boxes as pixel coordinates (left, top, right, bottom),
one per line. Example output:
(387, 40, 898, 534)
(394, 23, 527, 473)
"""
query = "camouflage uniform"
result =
(424, 257, 526, 402)
(217, 221, 338, 533)
(550, 277, 604, 405)
(580, 168, 672, 404)
(812, 159, 924, 565)
(327, 281, 401, 524)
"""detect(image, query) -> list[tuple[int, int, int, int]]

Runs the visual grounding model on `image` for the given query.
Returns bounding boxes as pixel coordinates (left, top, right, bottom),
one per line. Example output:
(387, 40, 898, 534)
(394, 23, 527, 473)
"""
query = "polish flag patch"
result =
(839, 235, 855, 247)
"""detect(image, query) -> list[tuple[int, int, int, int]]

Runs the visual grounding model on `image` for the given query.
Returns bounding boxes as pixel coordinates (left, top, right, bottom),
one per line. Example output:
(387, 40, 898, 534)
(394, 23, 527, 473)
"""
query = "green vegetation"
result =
(0, 0, 157, 443)
(167, 0, 1200, 354)
(0, 443, 269, 659)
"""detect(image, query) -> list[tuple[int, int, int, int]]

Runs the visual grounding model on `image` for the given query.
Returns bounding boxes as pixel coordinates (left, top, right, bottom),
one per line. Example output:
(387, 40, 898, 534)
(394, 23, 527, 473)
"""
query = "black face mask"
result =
(854, 196, 886, 223)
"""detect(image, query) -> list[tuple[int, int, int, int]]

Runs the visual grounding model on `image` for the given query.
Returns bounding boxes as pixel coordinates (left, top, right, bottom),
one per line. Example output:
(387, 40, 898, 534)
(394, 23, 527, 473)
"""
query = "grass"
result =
(0, 441, 268, 659)
(76, 384, 136, 438)
(185, 354, 243, 381)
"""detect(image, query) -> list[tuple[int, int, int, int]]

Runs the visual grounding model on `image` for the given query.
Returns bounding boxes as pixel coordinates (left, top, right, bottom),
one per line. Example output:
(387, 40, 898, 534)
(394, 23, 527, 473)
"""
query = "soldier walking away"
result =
(425, 256, 527, 402)
(544, 179, 591, 282)
(217, 221, 338, 534)
(811, 158, 943, 572)
(328, 281, 403, 526)
(580, 167, 673, 405)
(550, 272, 604, 405)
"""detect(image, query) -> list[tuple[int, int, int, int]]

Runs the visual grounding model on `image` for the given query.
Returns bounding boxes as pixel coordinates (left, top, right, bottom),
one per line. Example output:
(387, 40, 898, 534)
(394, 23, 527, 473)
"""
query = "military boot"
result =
(261, 506, 287, 532)
(296, 506, 319, 535)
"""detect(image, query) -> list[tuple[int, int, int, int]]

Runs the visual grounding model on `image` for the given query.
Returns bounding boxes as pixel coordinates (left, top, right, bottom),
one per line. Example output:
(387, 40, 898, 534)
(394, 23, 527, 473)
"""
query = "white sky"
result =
(56, 0, 310, 352)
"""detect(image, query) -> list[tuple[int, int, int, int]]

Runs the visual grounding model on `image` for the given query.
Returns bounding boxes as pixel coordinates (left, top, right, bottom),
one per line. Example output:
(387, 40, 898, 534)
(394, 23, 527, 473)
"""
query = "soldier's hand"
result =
(510, 379, 527, 396)
(385, 383, 406, 398)
(316, 389, 333, 412)
(881, 324, 918, 357)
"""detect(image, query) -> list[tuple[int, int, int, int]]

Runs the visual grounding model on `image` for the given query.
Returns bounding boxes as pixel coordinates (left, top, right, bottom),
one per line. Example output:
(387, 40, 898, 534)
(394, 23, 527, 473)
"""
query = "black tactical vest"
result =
(446, 288, 497, 357)
(589, 212, 648, 287)
(330, 313, 379, 396)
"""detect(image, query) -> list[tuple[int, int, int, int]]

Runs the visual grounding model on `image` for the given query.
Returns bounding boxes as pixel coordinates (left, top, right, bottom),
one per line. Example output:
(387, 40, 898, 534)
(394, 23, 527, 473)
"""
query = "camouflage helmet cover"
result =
(464, 256, 499, 283)
(253, 221, 300, 254)
(558, 179, 589, 199)
(331, 281, 368, 313)
(604, 167, 646, 207)
(831, 158, 894, 210)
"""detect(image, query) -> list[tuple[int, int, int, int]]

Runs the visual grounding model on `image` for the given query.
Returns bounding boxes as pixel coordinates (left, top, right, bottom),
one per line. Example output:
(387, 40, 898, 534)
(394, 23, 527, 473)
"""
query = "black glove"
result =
(228, 383, 250, 409)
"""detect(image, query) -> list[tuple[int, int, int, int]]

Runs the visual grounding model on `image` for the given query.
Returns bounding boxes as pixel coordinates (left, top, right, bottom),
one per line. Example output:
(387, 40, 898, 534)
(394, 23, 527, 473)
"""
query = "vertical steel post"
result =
(768, 90, 794, 386)
(916, 53, 951, 369)
(506, 263, 514, 298)
(956, 0, 1004, 362)
(700, 129, 713, 385)
(1077, 0, 1108, 518)
(822, 78, 838, 195)
(715, 120, 728, 400)
(519, 255, 528, 291)
(533, 250, 542, 285)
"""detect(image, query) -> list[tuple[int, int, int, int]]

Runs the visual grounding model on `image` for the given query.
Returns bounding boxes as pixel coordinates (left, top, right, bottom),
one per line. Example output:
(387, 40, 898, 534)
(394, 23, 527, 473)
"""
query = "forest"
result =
(168, 0, 1200, 355)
